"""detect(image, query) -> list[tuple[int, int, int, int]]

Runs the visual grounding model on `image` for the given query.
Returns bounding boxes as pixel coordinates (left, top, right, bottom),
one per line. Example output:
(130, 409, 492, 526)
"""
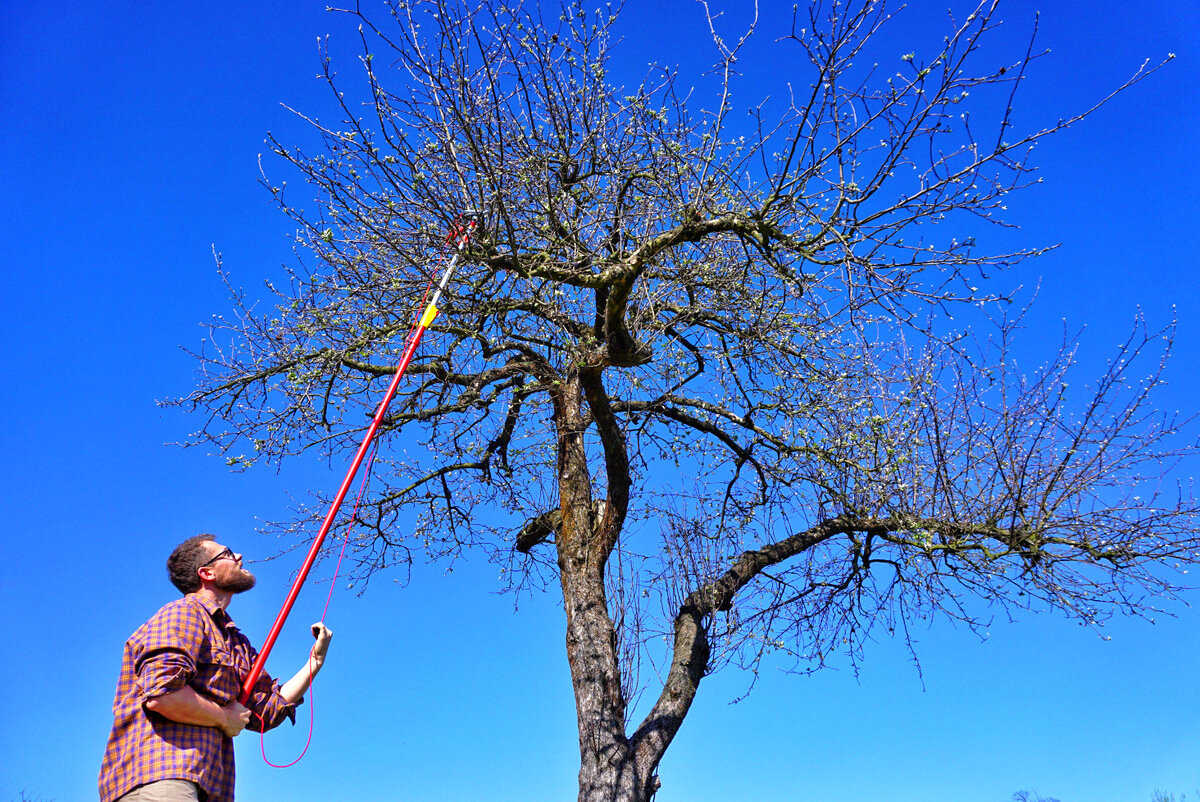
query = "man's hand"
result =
(145, 687, 252, 738)
(309, 621, 333, 668)
(280, 622, 333, 705)
(219, 701, 252, 739)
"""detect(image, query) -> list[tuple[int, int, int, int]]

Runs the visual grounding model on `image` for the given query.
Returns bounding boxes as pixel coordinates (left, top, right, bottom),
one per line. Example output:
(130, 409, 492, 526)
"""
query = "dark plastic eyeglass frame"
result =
(199, 546, 236, 568)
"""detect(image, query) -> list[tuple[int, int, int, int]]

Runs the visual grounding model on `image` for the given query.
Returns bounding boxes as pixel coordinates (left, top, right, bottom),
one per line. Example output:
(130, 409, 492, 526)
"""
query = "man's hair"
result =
(167, 534, 216, 594)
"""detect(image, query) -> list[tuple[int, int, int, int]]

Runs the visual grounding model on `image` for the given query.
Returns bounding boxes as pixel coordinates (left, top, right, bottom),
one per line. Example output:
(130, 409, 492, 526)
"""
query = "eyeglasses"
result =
(200, 546, 237, 568)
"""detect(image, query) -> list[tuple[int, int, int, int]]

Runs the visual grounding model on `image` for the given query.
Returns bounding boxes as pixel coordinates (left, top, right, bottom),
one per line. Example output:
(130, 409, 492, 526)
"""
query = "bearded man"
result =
(98, 535, 333, 802)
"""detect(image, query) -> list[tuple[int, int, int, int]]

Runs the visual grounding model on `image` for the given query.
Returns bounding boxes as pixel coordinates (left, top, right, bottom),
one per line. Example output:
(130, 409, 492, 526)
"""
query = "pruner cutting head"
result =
(445, 211, 481, 247)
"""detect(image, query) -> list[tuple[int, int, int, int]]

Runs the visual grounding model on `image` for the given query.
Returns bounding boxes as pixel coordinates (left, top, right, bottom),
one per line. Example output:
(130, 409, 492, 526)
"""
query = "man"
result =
(99, 535, 333, 802)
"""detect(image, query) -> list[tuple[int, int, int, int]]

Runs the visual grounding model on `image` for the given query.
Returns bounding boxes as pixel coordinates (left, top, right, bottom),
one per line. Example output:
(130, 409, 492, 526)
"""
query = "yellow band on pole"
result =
(419, 303, 438, 328)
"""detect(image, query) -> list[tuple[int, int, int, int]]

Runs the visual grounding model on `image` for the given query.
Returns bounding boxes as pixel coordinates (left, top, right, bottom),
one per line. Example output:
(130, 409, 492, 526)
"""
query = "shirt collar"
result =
(188, 592, 235, 627)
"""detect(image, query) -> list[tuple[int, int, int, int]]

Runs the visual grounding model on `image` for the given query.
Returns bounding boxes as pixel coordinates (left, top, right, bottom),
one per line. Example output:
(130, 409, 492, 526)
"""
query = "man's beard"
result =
(215, 566, 257, 593)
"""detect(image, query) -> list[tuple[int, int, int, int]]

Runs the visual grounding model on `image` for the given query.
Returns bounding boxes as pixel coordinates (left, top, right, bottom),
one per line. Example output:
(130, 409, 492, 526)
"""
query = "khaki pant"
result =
(117, 780, 201, 802)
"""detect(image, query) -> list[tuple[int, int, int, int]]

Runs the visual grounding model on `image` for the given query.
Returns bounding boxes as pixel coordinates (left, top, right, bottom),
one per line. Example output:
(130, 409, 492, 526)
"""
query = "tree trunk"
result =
(552, 376, 657, 802)
(564, 562, 648, 802)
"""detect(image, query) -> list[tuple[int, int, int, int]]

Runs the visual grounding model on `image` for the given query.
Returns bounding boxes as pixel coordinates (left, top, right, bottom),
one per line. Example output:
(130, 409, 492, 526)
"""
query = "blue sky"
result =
(2, 2, 1199, 801)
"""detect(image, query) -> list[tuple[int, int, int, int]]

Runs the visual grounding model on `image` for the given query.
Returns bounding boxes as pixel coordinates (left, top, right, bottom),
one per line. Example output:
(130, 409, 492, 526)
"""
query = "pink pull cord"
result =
(256, 445, 378, 767)
(252, 240, 447, 766)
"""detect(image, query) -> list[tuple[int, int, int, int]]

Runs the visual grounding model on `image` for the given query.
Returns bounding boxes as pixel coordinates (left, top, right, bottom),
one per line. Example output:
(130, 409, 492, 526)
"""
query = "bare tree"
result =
(1012, 792, 1062, 802)
(178, 1, 1197, 799)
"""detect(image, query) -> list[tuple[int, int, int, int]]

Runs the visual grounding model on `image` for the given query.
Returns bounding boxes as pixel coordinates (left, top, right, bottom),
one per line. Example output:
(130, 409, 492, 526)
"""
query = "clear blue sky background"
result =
(2, 2, 1199, 801)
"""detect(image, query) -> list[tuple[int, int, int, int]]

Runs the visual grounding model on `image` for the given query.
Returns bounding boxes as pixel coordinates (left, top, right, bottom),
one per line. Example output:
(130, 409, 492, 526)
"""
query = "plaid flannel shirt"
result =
(98, 594, 298, 802)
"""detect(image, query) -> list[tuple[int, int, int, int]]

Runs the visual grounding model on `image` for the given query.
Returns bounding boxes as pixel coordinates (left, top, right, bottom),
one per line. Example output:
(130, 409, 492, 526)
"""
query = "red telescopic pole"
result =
(239, 214, 478, 705)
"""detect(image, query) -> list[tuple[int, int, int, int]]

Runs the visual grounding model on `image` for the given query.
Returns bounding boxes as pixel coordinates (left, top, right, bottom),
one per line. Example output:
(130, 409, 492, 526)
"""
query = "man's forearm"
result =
(278, 623, 332, 704)
(145, 686, 246, 735)
(279, 656, 322, 704)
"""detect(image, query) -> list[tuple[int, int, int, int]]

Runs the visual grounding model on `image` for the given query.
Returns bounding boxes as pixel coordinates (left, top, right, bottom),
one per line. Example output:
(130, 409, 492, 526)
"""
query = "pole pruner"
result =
(238, 211, 480, 705)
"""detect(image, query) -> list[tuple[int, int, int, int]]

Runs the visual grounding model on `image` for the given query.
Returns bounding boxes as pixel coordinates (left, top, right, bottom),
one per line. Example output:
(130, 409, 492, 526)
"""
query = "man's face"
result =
(201, 541, 256, 593)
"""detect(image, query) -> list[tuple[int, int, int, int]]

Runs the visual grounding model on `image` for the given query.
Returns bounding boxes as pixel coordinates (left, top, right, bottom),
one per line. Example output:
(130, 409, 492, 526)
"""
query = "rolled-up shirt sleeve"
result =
(133, 646, 195, 702)
(244, 671, 298, 731)
(129, 601, 207, 704)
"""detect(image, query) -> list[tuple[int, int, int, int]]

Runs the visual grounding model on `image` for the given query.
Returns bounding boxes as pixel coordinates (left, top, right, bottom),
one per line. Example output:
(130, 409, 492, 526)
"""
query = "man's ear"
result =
(197, 565, 215, 584)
